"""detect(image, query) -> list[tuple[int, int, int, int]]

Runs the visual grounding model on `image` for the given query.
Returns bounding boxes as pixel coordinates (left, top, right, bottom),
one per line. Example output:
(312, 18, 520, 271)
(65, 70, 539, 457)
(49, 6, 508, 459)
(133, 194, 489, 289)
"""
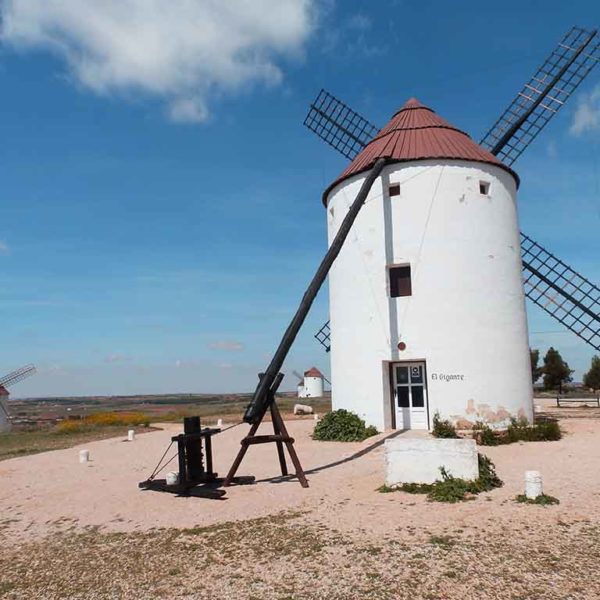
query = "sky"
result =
(0, 0, 599, 398)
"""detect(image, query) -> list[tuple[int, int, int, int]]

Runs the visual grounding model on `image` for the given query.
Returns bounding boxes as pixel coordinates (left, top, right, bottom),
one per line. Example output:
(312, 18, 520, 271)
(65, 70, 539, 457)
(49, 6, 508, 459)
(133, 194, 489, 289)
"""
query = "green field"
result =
(0, 394, 332, 462)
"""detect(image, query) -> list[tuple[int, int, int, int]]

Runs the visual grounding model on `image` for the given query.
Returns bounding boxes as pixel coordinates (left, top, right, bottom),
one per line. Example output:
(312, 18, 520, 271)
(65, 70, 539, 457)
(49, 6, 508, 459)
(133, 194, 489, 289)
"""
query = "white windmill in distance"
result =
(0, 365, 36, 431)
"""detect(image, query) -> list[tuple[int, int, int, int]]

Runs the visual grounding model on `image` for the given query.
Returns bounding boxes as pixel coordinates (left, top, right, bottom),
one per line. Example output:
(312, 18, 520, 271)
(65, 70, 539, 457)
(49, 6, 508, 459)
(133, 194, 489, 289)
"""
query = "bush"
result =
(378, 453, 503, 503)
(313, 409, 378, 442)
(473, 422, 499, 446)
(432, 412, 458, 438)
(474, 417, 561, 446)
(507, 417, 561, 443)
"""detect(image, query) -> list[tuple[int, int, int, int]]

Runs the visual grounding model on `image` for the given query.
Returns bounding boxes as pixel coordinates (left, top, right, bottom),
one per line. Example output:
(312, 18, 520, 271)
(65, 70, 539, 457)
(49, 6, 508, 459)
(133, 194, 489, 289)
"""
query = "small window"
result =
(479, 181, 490, 195)
(389, 265, 412, 297)
(389, 183, 400, 197)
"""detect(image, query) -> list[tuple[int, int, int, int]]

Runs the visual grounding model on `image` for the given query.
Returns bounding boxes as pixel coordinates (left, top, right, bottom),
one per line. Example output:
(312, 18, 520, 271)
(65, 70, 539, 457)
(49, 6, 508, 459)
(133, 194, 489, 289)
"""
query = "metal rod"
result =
(243, 157, 387, 423)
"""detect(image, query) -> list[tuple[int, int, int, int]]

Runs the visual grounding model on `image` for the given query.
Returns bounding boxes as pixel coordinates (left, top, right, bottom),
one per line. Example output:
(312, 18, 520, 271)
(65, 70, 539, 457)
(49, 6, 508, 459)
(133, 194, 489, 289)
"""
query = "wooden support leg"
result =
(271, 403, 309, 488)
(271, 403, 288, 477)
(224, 372, 308, 489)
(223, 419, 261, 487)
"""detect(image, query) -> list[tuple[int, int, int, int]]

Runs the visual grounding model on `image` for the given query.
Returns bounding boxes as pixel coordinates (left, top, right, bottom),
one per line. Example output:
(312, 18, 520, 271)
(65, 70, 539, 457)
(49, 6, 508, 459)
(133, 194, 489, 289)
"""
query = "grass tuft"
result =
(515, 494, 560, 506)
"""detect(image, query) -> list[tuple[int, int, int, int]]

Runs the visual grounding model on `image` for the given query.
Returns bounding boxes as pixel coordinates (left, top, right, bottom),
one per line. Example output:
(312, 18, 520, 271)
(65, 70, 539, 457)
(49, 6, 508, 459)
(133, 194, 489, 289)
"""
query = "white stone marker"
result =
(127, 429, 135, 442)
(314, 413, 319, 421)
(79, 449, 90, 463)
(217, 419, 223, 427)
(166, 471, 179, 486)
(385, 438, 478, 485)
(525, 470, 543, 499)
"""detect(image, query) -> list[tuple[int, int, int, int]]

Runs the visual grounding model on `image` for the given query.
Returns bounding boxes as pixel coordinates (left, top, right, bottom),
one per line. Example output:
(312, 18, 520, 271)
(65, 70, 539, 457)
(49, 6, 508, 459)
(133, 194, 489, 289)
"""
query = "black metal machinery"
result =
(174, 416, 218, 487)
(140, 416, 249, 499)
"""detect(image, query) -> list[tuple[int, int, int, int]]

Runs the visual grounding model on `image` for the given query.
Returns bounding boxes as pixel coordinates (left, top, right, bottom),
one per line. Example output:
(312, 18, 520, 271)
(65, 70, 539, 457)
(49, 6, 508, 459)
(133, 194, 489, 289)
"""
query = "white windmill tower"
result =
(322, 97, 530, 431)
(304, 27, 600, 431)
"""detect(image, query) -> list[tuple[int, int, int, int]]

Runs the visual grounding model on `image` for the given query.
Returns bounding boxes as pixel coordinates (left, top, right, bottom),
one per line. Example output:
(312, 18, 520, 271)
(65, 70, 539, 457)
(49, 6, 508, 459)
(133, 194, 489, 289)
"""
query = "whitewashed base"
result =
(385, 438, 479, 485)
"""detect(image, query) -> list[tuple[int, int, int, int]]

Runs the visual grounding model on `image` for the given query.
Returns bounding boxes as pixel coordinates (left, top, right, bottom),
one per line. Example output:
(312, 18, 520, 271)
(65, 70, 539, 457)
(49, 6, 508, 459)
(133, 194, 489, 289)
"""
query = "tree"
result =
(542, 347, 574, 394)
(530, 348, 543, 384)
(583, 355, 600, 392)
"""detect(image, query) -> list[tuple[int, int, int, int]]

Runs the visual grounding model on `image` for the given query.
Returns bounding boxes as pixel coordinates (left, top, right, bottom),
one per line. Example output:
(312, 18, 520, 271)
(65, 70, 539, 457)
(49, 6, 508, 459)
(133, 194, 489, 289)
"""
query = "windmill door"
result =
(392, 362, 429, 430)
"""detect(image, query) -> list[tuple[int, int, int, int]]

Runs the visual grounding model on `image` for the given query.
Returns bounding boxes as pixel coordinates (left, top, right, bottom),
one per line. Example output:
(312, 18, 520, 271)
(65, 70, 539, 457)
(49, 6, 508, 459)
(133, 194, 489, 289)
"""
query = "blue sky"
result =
(1, 0, 599, 397)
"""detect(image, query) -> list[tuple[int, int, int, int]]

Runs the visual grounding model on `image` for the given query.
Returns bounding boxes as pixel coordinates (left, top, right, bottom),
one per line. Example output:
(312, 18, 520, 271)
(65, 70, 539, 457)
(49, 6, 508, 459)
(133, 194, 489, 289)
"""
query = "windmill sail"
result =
(303, 89, 379, 160)
(314, 320, 331, 352)
(480, 26, 599, 165)
(521, 234, 600, 351)
(0, 364, 36, 388)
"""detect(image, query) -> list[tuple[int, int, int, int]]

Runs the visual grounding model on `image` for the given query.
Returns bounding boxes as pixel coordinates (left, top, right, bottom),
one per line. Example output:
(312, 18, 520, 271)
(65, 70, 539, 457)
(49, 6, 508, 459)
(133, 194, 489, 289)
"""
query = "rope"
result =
(147, 440, 174, 481)
(217, 421, 244, 434)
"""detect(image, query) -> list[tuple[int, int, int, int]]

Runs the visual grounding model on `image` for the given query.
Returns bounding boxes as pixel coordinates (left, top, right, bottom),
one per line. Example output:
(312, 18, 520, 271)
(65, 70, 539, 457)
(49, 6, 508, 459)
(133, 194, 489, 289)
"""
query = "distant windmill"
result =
(0, 365, 36, 431)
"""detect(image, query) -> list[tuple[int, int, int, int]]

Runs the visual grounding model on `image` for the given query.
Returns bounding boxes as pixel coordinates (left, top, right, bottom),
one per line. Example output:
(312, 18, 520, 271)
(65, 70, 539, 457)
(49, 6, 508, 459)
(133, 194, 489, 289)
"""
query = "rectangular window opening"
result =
(389, 265, 412, 298)
(389, 183, 400, 197)
(479, 180, 490, 195)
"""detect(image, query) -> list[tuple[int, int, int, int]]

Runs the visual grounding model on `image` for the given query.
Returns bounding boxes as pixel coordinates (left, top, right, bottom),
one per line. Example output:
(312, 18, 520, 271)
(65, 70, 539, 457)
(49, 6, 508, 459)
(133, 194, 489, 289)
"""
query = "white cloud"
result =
(0, 240, 8, 254)
(570, 84, 600, 136)
(209, 340, 244, 352)
(320, 12, 385, 59)
(1, 0, 317, 123)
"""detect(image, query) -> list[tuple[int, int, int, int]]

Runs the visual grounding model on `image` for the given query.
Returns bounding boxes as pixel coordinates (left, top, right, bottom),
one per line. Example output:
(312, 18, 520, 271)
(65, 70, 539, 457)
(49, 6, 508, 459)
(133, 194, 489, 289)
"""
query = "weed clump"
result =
(312, 409, 378, 442)
(507, 417, 561, 442)
(431, 412, 458, 439)
(475, 417, 561, 446)
(473, 422, 498, 446)
(378, 453, 503, 503)
(515, 493, 559, 506)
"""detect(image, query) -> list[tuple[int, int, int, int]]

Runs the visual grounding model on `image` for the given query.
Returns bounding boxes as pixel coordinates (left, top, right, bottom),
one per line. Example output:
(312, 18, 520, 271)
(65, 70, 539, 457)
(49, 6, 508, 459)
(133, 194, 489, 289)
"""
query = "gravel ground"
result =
(0, 413, 598, 599)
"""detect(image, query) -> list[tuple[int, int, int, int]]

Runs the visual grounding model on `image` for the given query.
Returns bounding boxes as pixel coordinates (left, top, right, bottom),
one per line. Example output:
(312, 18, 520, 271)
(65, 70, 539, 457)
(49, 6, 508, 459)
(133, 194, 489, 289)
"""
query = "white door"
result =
(392, 362, 428, 430)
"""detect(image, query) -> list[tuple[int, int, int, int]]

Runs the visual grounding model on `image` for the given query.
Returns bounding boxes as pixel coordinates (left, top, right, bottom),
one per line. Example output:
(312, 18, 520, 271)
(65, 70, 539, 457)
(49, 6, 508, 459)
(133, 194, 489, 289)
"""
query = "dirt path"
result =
(0, 417, 599, 598)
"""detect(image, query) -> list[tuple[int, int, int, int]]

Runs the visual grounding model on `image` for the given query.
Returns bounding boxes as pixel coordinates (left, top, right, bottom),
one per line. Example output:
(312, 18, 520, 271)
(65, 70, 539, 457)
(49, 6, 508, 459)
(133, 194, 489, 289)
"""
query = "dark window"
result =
(412, 387, 425, 407)
(389, 265, 412, 297)
(389, 183, 400, 197)
(479, 181, 490, 195)
(396, 386, 409, 408)
(395, 366, 409, 384)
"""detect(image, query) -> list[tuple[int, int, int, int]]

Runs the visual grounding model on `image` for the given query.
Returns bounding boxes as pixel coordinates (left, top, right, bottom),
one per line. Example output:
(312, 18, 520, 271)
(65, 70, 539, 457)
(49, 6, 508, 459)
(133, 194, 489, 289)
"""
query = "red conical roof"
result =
(324, 98, 518, 202)
(304, 367, 323, 378)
